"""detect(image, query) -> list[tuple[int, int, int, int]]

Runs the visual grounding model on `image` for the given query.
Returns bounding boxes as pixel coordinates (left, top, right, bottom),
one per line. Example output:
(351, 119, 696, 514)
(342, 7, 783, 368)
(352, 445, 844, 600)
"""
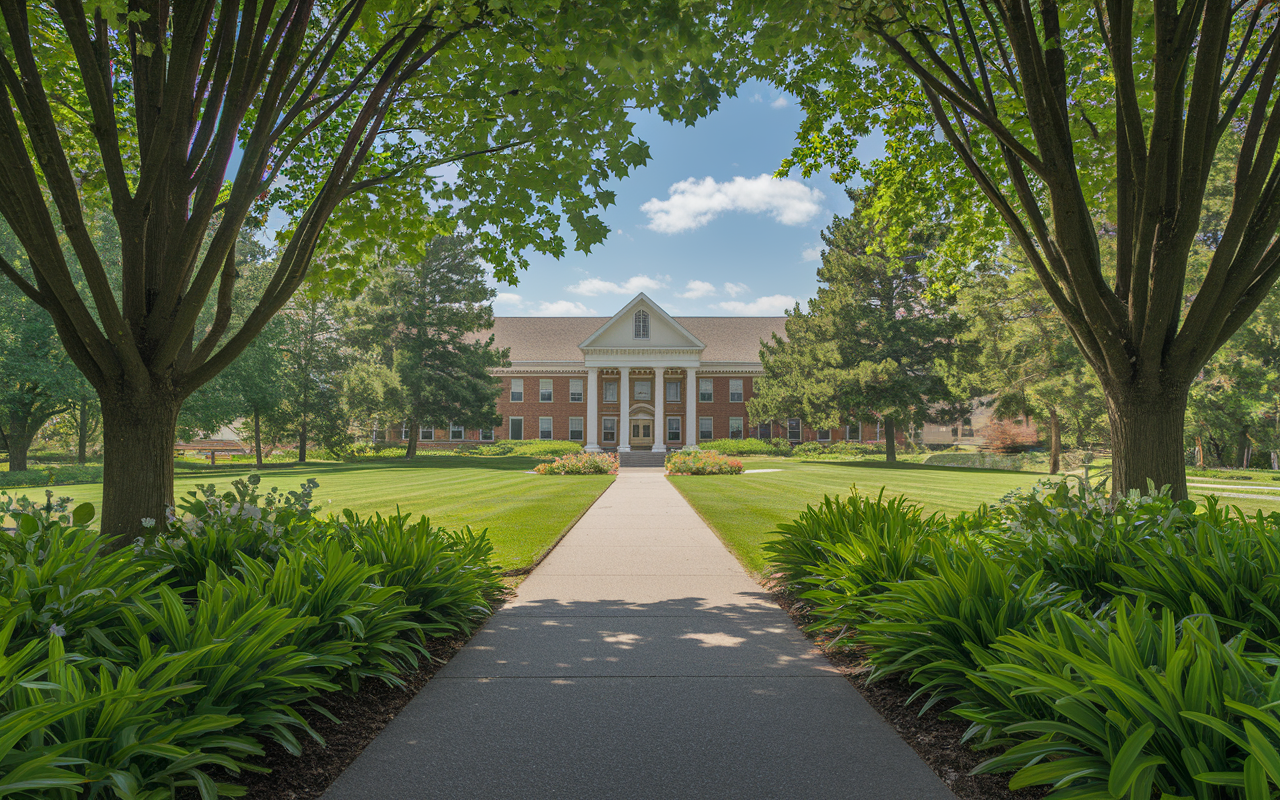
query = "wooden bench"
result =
(174, 439, 248, 465)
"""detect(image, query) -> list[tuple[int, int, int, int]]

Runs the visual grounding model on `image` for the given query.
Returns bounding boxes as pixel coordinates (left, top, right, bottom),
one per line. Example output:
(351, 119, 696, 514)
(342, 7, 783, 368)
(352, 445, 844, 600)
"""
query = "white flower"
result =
(49, 623, 66, 637)
(140, 518, 156, 528)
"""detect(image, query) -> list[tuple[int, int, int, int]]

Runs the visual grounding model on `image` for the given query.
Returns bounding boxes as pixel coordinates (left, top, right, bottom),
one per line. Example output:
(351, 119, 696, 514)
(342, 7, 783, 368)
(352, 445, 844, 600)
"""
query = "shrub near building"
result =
(666, 451, 744, 475)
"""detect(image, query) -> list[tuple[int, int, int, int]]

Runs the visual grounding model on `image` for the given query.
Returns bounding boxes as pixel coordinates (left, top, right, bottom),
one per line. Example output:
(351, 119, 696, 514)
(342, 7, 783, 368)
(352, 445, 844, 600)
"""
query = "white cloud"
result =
(802, 246, 823, 262)
(641, 174, 825, 234)
(494, 292, 525, 307)
(771, 96, 790, 109)
(723, 282, 749, 297)
(715, 294, 798, 315)
(532, 300, 596, 316)
(566, 274, 668, 296)
(748, 92, 763, 103)
(678, 280, 718, 299)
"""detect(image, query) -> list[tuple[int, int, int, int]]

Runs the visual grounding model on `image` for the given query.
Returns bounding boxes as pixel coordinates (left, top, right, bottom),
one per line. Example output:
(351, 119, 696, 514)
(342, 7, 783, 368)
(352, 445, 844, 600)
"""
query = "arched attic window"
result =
(634, 310, 650, 339)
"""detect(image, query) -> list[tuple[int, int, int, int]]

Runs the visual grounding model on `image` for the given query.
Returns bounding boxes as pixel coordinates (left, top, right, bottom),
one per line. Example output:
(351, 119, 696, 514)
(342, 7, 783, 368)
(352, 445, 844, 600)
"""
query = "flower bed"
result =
(767, 480, 1280, 798)
(0, 475, 504, 798)
(665, 450, 744, 475)
(533, 451, 618, 475)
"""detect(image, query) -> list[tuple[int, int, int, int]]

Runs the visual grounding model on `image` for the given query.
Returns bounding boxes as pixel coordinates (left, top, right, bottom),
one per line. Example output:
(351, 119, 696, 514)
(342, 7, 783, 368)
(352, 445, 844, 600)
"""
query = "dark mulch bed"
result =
(766, 583, 1049, 800)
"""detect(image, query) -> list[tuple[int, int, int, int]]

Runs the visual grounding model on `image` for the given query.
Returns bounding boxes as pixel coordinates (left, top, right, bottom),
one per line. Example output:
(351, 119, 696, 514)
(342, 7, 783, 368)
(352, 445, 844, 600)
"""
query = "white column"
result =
(685, 367, 697, 448)
(585, 367, 600, 452)
(619, 367, 631, 452)
(652, 367, 667, 454)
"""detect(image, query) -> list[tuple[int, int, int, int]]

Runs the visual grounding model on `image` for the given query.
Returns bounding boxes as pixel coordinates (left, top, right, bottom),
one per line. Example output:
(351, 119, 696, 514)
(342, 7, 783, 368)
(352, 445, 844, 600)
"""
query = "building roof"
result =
(480, 316, 787, 364)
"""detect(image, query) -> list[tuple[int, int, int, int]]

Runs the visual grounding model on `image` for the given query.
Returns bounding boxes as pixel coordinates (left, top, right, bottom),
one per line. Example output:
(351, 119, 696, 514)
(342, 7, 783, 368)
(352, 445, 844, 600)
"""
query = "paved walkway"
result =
(322, 468, 956, 800)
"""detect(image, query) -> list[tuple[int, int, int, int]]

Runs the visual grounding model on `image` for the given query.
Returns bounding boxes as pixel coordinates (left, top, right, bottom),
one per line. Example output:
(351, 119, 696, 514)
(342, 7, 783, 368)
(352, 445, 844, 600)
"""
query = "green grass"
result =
(672, 456, 1280, 574)
(7, 456, 612, 571)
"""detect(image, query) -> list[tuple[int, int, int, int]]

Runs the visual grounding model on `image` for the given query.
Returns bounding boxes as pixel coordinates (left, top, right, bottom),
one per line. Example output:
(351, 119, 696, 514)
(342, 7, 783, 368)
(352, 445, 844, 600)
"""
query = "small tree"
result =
(749, 189, 963, 463)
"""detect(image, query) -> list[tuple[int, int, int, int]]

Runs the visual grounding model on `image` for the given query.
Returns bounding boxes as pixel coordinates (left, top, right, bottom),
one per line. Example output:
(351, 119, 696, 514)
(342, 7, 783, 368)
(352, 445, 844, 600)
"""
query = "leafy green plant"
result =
(972, 598, 1280, 800)
(533, 451, 618, 475)
(699, 438, 786, 456)
(792, 441, 827, 457)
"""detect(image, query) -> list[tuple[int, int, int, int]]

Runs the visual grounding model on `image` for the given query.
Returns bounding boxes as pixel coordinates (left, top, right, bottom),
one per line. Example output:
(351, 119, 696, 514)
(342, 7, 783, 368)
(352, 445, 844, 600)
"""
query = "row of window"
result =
(383, 417, 886, 444)
(508, 378, 745, 404)
(383, 424, 496, 442)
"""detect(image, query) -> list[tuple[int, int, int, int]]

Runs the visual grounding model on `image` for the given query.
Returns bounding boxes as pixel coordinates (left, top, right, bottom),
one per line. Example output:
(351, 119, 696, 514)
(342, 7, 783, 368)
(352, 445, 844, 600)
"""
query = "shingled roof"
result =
(479, 316, 787, 364)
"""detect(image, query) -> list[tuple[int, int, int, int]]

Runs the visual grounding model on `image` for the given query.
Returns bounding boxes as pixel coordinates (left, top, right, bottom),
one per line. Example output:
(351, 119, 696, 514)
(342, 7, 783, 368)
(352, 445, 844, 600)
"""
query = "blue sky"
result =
(492, 79, 886, 318)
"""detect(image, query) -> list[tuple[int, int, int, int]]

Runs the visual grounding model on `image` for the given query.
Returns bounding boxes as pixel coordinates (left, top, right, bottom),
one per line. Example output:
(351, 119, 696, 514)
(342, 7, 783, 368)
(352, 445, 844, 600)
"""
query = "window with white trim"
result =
(420, 426, 434, 441)
(371, 425, 381, 442)
(602, 418, 617, 443)
(634, 380, 651, 401)
(634, 310, 650, 339)
(481, 428, 494, 441)
(729, 379, 743, 403)
(510, 378, 524, 402)
(450, 423, 465, 440)
(667, 417, 681, 442)
(699, 378, 713, 402)
(666, 381, 680, 403)
(569, 379, 583, 403)
(787, 418, 802, 442)
(757, 421, 772, 439)
(817, 428, 831, 441)
(539, 417, 553, 440)
(603, 381, 618, 403)
(569, 417, 584, 441)
(401, 422, 409, 440)
(729, 417, 743, 439)
(699, 417, 714, 440)
(539, 379, 553, 402)
(509, 417, 523, 440)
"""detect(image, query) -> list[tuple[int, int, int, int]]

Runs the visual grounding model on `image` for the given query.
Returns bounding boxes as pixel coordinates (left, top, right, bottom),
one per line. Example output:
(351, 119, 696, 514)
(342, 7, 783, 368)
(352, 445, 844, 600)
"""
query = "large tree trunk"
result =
(99, 391, 179, 549)
(1106, 388, 1188, 499)
(253, 407, 264, 469)
(1048, 407, 1061, 475)
(884, 416, 896, 463)
(1236, 430, 1252, 469)
(6, 412, 32, 472)
(298, 414, 308, 463)
(405, 417, 419, 459)
(1195, 436, 1205, 469)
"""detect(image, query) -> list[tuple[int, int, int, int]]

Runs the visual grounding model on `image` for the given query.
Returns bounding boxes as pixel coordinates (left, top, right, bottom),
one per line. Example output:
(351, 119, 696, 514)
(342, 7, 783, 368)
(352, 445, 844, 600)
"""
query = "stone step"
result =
(619, 451, 667, 468)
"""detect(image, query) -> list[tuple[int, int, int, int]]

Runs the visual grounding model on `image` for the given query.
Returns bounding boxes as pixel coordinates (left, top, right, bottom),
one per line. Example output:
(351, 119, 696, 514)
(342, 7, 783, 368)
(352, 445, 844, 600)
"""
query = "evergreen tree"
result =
(749, 189, 962, 463)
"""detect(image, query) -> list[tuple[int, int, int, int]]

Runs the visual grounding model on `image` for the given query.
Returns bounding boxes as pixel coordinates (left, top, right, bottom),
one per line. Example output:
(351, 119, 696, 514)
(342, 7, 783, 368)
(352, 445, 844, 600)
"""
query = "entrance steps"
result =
(619, 450, 667, 468)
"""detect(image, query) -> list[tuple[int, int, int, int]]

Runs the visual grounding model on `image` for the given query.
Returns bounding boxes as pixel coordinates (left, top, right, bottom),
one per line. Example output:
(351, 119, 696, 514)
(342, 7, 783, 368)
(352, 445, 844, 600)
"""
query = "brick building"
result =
(395, 293, 900, 450)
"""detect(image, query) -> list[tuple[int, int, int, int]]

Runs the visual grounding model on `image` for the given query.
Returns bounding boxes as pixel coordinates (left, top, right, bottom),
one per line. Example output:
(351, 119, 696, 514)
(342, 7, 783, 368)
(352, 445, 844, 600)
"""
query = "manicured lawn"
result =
(9, 456, 612, 570)
(669, 457, 1046, 575)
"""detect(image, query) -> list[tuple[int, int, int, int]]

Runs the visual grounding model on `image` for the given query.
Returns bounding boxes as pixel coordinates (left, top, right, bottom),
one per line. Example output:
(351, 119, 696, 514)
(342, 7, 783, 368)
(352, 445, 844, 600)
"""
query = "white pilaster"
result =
(652, 367, 667, 454)
(685, 367, 697, 448)
(619, 367, 631, 452)
(584, 367, 600, 452)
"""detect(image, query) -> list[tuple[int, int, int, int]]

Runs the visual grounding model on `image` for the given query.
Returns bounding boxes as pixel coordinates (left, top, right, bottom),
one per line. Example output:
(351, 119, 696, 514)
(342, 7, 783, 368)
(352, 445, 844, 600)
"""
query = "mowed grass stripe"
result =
(9, 456, 611, 571)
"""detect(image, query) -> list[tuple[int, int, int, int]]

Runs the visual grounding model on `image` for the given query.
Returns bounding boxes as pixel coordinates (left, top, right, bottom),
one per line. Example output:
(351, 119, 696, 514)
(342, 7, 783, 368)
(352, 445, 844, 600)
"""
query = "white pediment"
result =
(579, 293, 704, 351)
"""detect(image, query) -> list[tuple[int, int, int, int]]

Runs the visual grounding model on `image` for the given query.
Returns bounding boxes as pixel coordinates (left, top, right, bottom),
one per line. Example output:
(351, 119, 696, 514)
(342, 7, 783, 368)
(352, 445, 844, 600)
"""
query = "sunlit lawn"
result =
(670, 457, 1280, 575)
(11, 456, 612, 571)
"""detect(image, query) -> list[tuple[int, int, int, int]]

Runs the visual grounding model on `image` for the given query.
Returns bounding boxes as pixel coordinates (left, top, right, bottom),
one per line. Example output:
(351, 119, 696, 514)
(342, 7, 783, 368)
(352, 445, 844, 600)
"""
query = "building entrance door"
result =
(630, 416, 654, 448)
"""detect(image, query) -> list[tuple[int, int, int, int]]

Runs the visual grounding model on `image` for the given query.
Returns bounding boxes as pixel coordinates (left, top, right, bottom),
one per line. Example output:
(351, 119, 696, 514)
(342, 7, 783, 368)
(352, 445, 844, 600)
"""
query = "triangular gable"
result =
(579, 293, 705, 350)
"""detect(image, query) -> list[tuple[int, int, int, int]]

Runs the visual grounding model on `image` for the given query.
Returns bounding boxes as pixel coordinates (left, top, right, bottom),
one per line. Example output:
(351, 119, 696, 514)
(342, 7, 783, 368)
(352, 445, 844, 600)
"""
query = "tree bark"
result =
(253, 407, 263, 469)
(884, 416, 896, 463)
(77, 396, 90, 464)
(6, 411, 31, 472)
(298, 413, 309, 463)
(1195, 436, 1205, 469)
(1236, 430, 1252, 469)
(99, 391, 179, 550)
(406, 417, 419, 459)
(1106, 389, 1189, 499)
(1048, 407, 1061, 475)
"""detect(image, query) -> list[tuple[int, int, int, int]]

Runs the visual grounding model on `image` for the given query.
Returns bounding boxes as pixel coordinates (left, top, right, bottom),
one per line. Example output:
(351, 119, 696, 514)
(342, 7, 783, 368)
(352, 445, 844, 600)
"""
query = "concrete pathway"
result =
(322, 468, 956, 800)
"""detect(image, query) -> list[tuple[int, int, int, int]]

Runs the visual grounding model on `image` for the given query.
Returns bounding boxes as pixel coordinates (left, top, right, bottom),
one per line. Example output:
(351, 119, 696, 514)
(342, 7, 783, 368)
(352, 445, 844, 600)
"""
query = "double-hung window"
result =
(699, 417, 714, 440)
(420, 426, 434, 441)
(787, 418, 802, 442)
(569, 379, 584, 403)
(665, 381, 681, 403)
(450, 423, 465, 441)
(480, 428, 494, 441)
(729, 417, 743, 439)
(667, 417, 681, 442)
(602, 418, 617, 443)
(401, 422, 409, 440)
(603, 381, 618, 404)
(569, 417, 584, 441)
(510, 378, 524, 402)
(698, 378, 713, 402)
(508, 417, 523, 440)
(539, 379, 553, 402)
(729, 379, 744, 403)
(539, 417, 553, 440)
(817, 428, 831, 442)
